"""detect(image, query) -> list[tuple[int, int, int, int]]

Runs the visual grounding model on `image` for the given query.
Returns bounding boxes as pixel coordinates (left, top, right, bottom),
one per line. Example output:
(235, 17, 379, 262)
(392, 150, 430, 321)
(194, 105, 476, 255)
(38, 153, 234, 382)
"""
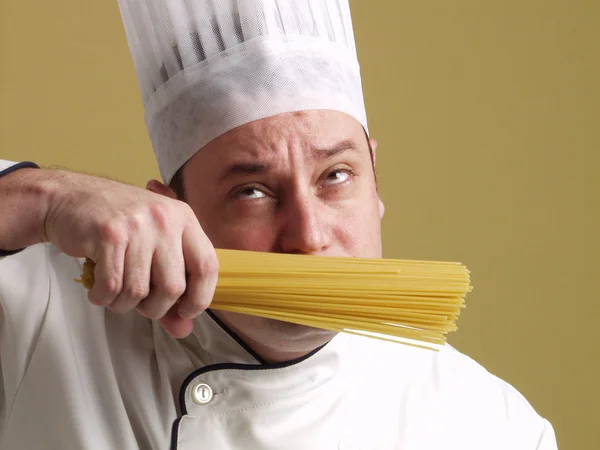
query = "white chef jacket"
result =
(0, 161, 557, 450)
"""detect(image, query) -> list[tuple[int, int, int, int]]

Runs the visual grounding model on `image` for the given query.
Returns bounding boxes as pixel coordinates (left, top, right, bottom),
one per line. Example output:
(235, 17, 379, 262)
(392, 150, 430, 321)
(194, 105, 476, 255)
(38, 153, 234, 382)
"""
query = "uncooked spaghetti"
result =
(76, 249, 471, 349)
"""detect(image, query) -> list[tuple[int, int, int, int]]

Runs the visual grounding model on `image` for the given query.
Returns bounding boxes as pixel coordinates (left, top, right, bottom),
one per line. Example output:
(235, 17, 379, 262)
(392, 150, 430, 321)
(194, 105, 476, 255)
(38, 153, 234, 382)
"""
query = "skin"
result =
(149, 110, 384, 362)
(0, 109, 383, 363)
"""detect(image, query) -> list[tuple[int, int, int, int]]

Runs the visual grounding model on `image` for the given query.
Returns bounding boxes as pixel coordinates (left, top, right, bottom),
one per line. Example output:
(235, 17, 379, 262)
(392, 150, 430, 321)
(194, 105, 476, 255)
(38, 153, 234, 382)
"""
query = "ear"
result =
(146, 179, 178, 200)
(368, 138, 378, 165)
(368, 138, 385, 218)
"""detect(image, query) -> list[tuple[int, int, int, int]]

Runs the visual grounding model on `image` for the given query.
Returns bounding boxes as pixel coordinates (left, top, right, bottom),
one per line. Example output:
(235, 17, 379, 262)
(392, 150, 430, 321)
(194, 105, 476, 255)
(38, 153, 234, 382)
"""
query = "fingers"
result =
(136, 242, 186, 319)
(159, 307, 194, 339)
(88, 241, 126, 307)
(177, 221, 219, 320)
(108, 242, 153, 314)
(83, 200, 218, 339)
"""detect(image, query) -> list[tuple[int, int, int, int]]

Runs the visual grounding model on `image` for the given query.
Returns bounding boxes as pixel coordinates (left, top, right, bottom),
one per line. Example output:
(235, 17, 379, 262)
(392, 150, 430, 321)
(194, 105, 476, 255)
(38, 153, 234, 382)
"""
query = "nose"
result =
(278, 195, 330, 255)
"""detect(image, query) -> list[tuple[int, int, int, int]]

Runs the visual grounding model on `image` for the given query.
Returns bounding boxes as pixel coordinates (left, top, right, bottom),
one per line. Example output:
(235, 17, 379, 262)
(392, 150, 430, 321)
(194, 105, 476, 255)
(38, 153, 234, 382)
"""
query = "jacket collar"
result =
(185, 309, 348, 370)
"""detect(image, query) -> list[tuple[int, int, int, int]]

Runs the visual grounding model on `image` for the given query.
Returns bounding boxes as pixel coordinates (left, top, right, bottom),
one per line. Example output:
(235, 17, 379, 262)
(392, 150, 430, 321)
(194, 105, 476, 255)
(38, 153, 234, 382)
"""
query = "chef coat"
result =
(0, 161, 557, 449)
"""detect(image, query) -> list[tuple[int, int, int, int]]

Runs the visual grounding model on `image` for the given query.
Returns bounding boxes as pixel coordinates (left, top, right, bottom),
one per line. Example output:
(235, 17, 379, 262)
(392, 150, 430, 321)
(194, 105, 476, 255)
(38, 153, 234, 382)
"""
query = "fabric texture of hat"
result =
(117, 0, 368, 184)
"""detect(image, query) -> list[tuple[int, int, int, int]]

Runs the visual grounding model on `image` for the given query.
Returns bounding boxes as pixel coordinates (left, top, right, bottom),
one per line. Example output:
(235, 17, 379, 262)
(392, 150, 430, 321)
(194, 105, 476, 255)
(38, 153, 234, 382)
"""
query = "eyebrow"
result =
(312, 139, 361, 159)
(217, 162, 270, 184)
(217, 139, 361, 184)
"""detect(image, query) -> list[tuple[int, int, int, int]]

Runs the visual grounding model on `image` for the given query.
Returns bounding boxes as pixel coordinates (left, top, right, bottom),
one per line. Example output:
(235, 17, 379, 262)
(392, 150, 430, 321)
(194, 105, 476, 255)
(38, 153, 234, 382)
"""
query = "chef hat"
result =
(117, 0, 368, 183)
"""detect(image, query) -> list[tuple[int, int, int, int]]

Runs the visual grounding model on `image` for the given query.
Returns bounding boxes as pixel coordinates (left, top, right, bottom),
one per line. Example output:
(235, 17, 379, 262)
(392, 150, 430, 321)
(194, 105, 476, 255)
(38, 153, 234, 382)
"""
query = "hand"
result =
(43, 171, 218, 338)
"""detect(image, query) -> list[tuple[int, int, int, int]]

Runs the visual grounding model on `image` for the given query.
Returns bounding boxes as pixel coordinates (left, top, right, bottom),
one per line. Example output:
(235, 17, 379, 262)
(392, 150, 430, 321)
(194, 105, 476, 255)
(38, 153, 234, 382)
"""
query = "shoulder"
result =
(356, 336, 536, 407)
(349, 336, 554, 447)
(429, 345, 544, 420)
(426, 345, 555, 447)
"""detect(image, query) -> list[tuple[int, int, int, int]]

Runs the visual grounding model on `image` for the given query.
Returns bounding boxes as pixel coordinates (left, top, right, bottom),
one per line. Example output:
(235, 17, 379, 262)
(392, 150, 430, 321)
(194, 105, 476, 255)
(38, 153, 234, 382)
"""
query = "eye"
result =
(323, 169, 352, 186)
(234, 186, 267, 200)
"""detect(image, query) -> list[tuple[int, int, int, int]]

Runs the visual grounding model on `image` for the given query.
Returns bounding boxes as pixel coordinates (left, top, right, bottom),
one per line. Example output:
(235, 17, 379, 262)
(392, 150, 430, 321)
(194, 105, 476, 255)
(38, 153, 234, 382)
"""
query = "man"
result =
(0, 1, 557, 449)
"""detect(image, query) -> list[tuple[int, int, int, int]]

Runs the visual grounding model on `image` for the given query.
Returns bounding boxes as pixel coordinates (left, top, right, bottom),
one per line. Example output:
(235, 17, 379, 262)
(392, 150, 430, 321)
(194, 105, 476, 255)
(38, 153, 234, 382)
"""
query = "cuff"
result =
(0, 161, 41, 256)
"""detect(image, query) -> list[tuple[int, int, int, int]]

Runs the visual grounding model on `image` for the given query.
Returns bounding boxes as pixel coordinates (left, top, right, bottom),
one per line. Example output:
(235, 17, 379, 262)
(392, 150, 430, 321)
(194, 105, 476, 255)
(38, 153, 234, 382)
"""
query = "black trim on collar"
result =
(0, 161, 40, 257)
(0, 248, 26, 257)
(178, 342, 328, 415)
(205, 308, 269, 365)
(0, 161, 40, 178)
(170, 417, 182, 450)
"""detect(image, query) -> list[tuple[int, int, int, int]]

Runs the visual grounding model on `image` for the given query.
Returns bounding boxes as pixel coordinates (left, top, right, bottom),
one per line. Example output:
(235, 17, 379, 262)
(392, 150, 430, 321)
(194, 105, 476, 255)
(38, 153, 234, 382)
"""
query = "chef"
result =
(0, 0, 557, 448)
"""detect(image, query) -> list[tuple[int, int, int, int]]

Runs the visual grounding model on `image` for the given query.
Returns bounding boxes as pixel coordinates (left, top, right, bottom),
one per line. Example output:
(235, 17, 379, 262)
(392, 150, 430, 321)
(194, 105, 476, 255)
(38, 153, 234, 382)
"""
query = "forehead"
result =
(191, 110, 367, 168)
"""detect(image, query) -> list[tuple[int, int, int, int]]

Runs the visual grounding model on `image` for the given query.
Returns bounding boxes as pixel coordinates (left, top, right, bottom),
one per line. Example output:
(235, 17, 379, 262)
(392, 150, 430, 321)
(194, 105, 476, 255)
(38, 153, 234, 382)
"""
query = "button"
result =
(192, 383, 213, 405)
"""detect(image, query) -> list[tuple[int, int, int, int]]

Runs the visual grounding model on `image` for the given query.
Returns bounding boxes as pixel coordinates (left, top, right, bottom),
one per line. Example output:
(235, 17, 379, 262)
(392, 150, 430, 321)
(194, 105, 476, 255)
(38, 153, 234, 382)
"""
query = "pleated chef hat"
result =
(117, 0, 368, 183)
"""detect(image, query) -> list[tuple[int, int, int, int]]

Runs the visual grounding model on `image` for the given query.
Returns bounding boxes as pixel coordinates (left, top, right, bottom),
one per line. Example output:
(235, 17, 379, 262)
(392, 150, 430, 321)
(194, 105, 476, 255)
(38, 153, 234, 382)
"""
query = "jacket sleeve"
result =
(0, 245, 51, 437)
(0, 160, 47, 437)
(0, 160, 40, 260)
(536, 419, 558, 450)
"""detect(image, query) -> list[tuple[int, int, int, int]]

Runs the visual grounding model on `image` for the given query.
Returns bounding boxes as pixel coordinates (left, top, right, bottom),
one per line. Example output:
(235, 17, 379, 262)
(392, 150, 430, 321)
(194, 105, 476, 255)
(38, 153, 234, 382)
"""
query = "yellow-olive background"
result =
(1, 1, 598, 448)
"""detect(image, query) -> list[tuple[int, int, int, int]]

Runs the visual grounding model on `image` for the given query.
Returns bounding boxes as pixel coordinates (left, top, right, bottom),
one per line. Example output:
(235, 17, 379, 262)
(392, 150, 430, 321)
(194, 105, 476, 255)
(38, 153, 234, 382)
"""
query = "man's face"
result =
(178, 110, 384, 360)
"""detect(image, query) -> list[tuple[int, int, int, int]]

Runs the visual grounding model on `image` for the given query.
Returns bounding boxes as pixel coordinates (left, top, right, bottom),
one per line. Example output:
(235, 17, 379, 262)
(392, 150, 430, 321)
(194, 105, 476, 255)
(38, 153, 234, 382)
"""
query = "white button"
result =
(192, 383, 213, 405)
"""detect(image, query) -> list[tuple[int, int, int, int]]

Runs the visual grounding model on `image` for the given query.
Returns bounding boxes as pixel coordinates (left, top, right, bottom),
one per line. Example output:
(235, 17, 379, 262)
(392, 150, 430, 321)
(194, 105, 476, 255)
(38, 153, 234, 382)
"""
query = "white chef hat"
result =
(117, 0, 368, 184)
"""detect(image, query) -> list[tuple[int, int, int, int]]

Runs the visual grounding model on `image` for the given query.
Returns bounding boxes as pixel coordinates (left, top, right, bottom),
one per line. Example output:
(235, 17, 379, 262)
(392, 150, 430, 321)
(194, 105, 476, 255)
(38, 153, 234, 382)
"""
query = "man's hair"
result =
(170, 165, 186, 201)
(169, 132, 375, 201)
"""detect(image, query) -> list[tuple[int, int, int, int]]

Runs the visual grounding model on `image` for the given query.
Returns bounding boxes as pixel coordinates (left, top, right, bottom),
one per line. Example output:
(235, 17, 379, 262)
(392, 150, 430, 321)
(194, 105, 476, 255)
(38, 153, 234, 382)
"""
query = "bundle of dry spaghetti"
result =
(77, 249, 471, 349)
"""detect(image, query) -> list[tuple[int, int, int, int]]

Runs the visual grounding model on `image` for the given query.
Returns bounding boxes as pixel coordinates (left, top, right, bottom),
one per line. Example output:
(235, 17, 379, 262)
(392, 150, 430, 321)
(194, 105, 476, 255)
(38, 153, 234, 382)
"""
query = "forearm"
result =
(0, 166, 57, 251)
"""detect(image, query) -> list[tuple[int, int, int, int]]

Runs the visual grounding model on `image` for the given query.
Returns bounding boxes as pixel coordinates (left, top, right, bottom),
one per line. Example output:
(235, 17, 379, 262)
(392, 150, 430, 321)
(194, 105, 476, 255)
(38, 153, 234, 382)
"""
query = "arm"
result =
(0, 159, 218, 338)
(0, 161, 44, 255)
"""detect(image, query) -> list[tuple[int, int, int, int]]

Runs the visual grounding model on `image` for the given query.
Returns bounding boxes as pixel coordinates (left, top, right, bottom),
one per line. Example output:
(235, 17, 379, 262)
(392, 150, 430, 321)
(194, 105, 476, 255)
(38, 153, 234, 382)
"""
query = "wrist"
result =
(36, 168, 73, 246)
(0, 166, 52, 251)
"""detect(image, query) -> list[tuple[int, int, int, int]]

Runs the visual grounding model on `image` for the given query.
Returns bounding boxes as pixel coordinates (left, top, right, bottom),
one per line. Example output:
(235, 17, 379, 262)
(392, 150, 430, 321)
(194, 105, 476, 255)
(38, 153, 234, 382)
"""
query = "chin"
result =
(260, 318, 337, 351)
(213, 310, 338, 357)
(268, 318, 335, 338)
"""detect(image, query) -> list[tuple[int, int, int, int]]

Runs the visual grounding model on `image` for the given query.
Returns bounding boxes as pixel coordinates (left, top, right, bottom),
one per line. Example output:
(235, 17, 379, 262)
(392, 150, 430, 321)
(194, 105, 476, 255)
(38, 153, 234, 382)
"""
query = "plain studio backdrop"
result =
(1, 1, 598, 448)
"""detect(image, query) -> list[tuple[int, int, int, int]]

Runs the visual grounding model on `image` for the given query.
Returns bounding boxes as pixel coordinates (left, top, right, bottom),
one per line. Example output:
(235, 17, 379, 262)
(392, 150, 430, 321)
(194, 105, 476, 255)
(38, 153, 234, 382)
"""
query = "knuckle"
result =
(181, 202, 196, 219)
(200, 253, 219, 278)
(149, 203, 171, 231)
(97, 220, 126, 246)
(181, 203, 202, 228)
(124, 283, 150, 301)
(186, 292, 212, 312)
(126, 214, 143, 233)
(161, 280, 186, 299)
(102, 273, 123, 296)
(185, 297, 210, 314)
